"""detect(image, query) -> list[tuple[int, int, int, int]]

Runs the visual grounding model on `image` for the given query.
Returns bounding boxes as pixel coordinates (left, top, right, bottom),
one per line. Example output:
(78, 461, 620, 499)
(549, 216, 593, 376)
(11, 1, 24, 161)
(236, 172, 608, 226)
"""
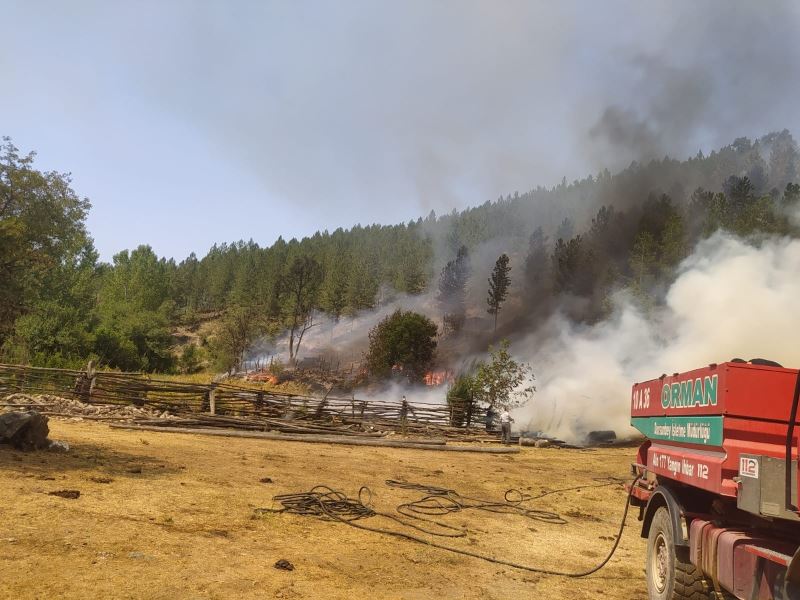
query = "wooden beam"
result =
(110, 424, 520, 453)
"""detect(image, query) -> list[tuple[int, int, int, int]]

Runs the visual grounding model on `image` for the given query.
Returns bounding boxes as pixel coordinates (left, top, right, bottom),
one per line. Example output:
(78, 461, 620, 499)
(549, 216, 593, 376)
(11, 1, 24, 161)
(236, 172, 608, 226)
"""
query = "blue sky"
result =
(3, 1, 799, 261)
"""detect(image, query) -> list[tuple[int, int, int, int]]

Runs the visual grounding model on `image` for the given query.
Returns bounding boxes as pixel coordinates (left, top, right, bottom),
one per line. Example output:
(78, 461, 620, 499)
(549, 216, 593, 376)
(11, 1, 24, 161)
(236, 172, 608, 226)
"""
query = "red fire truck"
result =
(629, 360, 800, 599)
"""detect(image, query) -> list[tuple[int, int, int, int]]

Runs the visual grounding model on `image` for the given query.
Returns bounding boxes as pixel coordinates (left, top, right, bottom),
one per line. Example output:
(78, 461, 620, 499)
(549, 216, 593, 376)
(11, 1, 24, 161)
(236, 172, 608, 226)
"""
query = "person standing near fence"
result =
(499, 408, 513, 445)
(399, 395, 415, 435)
(484, 405, 496, 432)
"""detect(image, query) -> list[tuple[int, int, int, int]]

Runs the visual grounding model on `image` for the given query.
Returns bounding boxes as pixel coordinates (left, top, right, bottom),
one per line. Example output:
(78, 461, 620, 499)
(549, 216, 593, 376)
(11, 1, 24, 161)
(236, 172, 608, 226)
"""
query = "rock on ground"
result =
(0, 411, 50, 450)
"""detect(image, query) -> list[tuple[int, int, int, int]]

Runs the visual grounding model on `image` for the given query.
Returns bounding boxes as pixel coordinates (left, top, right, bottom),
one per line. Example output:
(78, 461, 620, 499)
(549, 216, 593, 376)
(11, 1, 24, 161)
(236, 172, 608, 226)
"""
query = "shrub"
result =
(365, 310, 437, 383)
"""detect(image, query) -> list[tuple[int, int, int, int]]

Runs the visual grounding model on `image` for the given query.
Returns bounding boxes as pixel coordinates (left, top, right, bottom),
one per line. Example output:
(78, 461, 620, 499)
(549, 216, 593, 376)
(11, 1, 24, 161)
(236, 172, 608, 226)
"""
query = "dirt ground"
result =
(0, 420, 648, 599)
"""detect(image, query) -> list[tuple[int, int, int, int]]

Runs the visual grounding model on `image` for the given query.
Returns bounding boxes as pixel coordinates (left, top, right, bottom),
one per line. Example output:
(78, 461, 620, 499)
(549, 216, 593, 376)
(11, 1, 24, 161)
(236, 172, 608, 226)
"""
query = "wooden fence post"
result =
(87, 361, 97, 403)
(74, 360, 97, 403)
(208, 385, 217, 415)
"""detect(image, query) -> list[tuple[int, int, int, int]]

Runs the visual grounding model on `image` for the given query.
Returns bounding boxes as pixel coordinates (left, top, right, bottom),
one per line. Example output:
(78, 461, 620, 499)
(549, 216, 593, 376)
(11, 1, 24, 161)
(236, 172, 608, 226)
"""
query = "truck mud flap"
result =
(642, 485, 688, 546)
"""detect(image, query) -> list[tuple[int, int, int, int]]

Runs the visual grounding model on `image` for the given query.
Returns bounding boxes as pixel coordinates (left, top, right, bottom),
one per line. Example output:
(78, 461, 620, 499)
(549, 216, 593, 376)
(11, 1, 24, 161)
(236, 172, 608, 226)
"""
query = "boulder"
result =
(0, 411, 50, 450)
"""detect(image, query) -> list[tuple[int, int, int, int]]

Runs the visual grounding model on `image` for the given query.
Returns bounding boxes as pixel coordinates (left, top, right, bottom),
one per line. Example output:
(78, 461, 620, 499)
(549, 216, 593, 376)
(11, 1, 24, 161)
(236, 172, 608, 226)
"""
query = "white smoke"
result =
(257, 286, 439, 369)
(514, 231, 800, 443)
(355, 380, 448, 406)
(788, 204, 800, 229)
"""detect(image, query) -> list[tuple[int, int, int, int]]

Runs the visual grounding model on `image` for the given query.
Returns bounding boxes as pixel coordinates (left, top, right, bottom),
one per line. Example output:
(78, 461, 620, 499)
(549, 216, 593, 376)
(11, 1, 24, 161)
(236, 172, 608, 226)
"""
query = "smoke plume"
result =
(514, 232, 800, 443)
(584, 1, 800, 175)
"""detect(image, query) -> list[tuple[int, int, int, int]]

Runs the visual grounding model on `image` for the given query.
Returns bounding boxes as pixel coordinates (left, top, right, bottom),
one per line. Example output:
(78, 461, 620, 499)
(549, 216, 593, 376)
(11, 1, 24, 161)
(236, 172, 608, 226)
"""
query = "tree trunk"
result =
(288, 328, 296, 364)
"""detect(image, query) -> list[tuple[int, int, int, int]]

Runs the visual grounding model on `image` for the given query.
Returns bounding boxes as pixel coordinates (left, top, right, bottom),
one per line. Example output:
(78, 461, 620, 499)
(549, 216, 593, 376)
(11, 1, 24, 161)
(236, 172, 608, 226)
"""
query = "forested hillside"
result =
(2, 131, 798, 373)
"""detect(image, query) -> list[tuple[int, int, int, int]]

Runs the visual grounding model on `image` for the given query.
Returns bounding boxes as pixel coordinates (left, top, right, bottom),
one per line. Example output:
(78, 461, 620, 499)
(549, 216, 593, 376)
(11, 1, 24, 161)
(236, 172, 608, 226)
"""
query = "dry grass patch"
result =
(0, 421, 648, 599)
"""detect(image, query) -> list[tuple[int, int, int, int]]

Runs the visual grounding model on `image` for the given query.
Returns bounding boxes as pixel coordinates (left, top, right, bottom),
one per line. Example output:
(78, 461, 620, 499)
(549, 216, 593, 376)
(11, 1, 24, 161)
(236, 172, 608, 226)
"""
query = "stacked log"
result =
(0, 363, 497, 441)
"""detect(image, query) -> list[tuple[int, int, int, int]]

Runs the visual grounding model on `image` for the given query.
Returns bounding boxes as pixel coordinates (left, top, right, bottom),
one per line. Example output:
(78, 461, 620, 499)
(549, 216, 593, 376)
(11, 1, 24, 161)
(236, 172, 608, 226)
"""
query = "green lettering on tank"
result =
(704, 374, 718, 406)
(693, 378, 704, 406)
(671, 383, 681, 407)
(661, 384, 670, 409)
(681, 380, 693, 407)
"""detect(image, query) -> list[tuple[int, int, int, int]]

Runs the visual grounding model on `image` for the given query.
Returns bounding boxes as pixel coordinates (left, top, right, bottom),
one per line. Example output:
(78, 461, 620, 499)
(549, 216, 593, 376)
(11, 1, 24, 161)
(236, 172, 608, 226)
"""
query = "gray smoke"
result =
(588, 57, 712, 166)
(586, 1, 800, 171)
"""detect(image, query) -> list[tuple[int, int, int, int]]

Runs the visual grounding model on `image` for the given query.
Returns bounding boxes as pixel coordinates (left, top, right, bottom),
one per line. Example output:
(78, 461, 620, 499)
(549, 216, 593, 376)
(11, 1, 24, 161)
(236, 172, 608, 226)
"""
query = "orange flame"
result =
(247, 372, 279, 385)
(424, 370, 454, 387)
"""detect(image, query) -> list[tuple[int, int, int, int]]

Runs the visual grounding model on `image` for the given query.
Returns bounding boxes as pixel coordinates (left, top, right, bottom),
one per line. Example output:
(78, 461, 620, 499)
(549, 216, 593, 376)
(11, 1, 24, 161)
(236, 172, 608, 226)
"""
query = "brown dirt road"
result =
(0, 421, 648, 599)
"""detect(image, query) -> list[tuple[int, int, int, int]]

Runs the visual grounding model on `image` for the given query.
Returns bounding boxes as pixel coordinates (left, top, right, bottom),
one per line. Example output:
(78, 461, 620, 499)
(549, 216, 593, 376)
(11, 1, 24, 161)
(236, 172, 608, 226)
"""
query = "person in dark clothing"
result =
(484, 406, 496, 432)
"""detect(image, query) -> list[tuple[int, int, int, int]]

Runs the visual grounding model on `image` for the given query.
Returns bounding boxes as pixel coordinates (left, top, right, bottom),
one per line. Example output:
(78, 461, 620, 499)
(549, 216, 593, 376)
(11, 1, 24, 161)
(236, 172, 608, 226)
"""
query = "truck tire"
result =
(646, 507, 708, 599)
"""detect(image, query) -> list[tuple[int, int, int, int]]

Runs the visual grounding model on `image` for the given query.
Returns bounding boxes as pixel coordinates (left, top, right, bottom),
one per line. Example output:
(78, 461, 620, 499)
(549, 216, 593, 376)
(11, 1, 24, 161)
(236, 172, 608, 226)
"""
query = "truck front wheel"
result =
(646, 507, 707, 599)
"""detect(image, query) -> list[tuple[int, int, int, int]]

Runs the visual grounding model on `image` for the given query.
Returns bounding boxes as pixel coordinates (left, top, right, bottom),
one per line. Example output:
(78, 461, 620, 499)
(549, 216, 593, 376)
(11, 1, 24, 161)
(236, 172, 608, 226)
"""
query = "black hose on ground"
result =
(257, 474, 643, 578)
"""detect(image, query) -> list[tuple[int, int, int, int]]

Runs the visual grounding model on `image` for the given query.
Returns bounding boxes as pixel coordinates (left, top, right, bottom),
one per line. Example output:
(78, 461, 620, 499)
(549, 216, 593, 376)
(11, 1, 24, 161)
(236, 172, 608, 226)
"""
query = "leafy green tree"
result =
(365, 310, 437, 382)
(3, 300, 96, 368)
(100, 246, 172, 313)
(93, 308, 175, 372)
(92, 244, 177, 371)
(282, 255, 323, 363)
(0, 137, 93, 345)
(179, 344, 204, 374)
(209, 304, 265, 373)
(447, 372, 478, 427)
(2, 242, 99, 368)
(472, 340, 535, 409)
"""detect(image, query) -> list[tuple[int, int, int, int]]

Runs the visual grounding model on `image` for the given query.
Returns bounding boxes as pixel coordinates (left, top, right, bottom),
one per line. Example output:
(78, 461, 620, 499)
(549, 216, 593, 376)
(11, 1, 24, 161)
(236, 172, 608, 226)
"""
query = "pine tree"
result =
(487, 254, 511, 332)
(437, 245, 470, 334)
(556, 217, 574, 241)
(523, 227, 549, 299)
(784, 182, 800, 205)
(629, 231, 657, 289)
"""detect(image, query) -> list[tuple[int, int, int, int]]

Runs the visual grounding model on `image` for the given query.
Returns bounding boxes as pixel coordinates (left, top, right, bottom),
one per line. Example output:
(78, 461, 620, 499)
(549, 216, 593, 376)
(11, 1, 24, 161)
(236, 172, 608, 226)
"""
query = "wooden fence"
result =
(0, 363, 487, 437)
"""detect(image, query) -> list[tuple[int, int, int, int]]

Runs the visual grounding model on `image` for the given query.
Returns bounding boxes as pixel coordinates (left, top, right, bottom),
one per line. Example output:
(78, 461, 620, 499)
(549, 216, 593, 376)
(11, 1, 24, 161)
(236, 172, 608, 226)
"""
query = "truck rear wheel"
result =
(646, 507, 708, 599)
